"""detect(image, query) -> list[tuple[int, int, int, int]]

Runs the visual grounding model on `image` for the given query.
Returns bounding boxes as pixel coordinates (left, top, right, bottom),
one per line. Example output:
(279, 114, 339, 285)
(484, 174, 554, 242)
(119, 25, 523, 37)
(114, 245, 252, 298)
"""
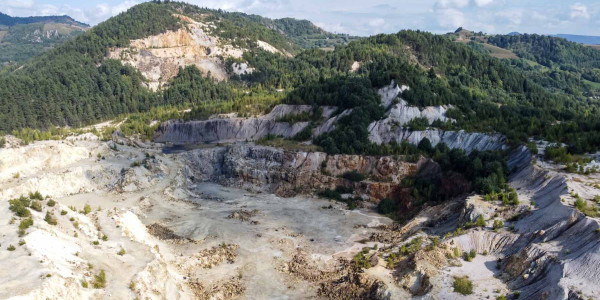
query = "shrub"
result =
(574, 197, 599, 217)
(342, 170, 366, 182)
(47, 199, 56, 207)
(493, 219, 504, 231)
(44, 212, 57, 225)
(453, 276, 473, 295)
(28, 191, 43, 200)
(496, 296, 507, 300)
(9, 196, 31, 217)
(377, 198, 396, 215)
(117, 248, 126, 256)
(61, 210, 67, 215)
(83, 204, 91, 215)
(464, 249, 476, 262)
(475, 215, 486, 227)
(81, 280, 88, 288)
(93, 270, 106, 288)
(18, 217, 33, 236)
(18, 239, 26, 246)
(31, 200, 42, 212)
(7, 245, 16, 251)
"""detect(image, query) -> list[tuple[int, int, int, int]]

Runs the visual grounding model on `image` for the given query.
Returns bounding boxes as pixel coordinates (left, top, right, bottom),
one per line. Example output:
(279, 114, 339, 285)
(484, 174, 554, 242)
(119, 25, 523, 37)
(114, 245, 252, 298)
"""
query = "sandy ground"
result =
(0, 138, 393, 299)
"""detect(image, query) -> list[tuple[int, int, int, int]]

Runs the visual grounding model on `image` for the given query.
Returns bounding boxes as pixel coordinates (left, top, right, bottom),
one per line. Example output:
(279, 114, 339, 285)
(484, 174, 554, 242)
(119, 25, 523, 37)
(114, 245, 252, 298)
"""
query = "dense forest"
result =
(485, 34, 600, 97)
(1, 1, 600, 157)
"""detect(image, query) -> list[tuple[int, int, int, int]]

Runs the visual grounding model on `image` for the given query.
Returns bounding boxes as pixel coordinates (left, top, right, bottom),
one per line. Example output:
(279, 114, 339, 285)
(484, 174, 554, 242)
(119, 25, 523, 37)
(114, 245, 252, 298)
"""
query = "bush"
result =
(8, 196, 31, 217)
(464, 249, 476, 262)
(81, 280, 88, 288)
(342, 170, 366, 182)
(574, 197, 599, 217)
(117, 248, 126, 256)
(28, 191, 43, 200)
(93, 270, 106, 288)
(493, 219, 504, 231)
(18, 217, 34, 236)
(453, 276, 473, 295)
(377, 198, 396, 215)
(47, 199, 56, 207)
(407, 117, 429, 131)
(44, 212, 57, 225)
(475, 215, 486, 227)
(7, 245, 16, 251)
(31, 200, 42, 212)
(83, 204, 91, 215)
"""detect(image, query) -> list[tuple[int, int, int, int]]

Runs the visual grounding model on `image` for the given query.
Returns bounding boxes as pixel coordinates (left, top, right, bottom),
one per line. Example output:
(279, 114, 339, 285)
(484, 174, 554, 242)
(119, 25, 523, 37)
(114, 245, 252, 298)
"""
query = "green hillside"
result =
(0, 12, 88, 66)
(1, 1, 600, 156)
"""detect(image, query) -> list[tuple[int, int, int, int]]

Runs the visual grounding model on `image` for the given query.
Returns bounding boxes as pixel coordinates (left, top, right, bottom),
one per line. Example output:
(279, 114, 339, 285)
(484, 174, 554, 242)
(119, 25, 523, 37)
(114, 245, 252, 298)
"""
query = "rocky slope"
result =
(181, 143, 420, 199)
(156, 81, 506, 153)
(2, 127, 599, 299)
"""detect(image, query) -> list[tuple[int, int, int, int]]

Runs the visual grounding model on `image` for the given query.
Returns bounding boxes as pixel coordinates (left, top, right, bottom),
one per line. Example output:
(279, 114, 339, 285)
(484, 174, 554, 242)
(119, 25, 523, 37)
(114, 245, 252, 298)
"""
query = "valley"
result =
(1, 1, 600, 299)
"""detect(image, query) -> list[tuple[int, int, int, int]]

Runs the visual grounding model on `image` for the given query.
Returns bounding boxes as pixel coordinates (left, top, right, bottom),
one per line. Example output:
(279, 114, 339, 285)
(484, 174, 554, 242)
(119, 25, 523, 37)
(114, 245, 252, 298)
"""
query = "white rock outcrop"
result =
(155, 104, 319, 144)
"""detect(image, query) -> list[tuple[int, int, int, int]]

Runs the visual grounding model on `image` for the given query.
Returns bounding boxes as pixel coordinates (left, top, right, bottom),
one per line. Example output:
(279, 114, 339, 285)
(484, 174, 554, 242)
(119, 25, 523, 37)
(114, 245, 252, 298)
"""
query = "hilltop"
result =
(0, 12, 89, 66)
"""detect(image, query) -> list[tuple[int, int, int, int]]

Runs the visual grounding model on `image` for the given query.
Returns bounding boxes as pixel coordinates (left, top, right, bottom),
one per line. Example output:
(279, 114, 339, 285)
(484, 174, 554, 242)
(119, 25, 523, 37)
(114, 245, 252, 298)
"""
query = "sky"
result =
(1, 0, 599, 36)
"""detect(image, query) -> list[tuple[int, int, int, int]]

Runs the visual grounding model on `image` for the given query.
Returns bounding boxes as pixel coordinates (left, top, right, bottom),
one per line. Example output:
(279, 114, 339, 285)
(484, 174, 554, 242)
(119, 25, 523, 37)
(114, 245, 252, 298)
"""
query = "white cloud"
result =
(1, 0, 33, 9)
(368, 18, 385, 27)
(570, 3, 590, 20)
(111, 0, 139, 15)
(474, 0, 493, 7)
(496, 9, 523, 26)
(436, 0, 469, 9)
(438, 8, 465, 29)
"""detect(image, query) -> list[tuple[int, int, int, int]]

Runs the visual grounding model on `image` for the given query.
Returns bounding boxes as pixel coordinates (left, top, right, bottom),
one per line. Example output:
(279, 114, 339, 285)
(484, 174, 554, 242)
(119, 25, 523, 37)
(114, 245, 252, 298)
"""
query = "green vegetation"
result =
(93, 270, 106, 288)
(9, 196, 31, 217)
(18, 217, 33, 236)
(83, 204, 91, 215)
(377, 198, 396, 215)
(353, 247, 373, 269)
(574, 196, 599, 217)
(47, 199, 56, 207)
(318, 186, 360, 210)
(453, 276, 473, 295)
(7, 245, 16, 251)
(493, 219, 504, 231)
(117, 248, 126, 256)
(30, 200, 42, 212)
(342, 170, 366, 182)
(44, 212, 57, 225)
(463, 249, 477, 262)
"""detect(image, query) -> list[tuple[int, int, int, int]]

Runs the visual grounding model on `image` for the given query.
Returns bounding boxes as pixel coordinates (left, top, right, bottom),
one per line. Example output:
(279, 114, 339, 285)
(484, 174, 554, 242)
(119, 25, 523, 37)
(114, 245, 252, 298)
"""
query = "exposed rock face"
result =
(368, 127, 506, 152)
(181, 143, 419, 200)
(154, 105, 316, 144)
(378, 80, 410, 109)
(445, 146, 600, 299)
(107, 14, 246, 89)
(367, 80, 505, 152)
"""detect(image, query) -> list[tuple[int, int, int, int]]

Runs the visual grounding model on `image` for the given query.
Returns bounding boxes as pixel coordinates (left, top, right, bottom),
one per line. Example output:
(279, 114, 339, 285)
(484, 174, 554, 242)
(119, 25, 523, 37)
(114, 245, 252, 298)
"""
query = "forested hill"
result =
(1, 1, 600, 155)
(0, 12, 89, 66)
(0, 1, 353, 130)
(0, 12, 88, 27)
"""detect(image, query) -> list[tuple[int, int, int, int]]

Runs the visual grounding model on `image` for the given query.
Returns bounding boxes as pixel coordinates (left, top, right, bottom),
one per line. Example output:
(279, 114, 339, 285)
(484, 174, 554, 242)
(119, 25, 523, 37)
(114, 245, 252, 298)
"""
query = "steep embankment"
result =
(156, 81, 507, 152)
(438, 147, 600, 299)
(181, 143, 419, 200)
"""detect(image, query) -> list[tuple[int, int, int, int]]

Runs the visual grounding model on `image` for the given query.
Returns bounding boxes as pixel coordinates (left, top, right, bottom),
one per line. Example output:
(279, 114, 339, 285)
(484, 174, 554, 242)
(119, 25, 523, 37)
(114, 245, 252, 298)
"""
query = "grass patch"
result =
(453, 276, 473, 295)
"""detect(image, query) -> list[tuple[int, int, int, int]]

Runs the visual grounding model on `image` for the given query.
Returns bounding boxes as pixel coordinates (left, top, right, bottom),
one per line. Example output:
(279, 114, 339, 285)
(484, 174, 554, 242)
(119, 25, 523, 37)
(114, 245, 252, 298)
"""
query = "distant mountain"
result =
(0, 12, 88, 27)
(553, 34, 600, 45)
(0, 12, 89, 67)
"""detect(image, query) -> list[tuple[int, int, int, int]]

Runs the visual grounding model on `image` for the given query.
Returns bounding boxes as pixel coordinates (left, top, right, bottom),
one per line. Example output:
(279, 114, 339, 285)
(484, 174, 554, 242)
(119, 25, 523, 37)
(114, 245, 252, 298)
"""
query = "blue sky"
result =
(1, 0, 599, 36)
